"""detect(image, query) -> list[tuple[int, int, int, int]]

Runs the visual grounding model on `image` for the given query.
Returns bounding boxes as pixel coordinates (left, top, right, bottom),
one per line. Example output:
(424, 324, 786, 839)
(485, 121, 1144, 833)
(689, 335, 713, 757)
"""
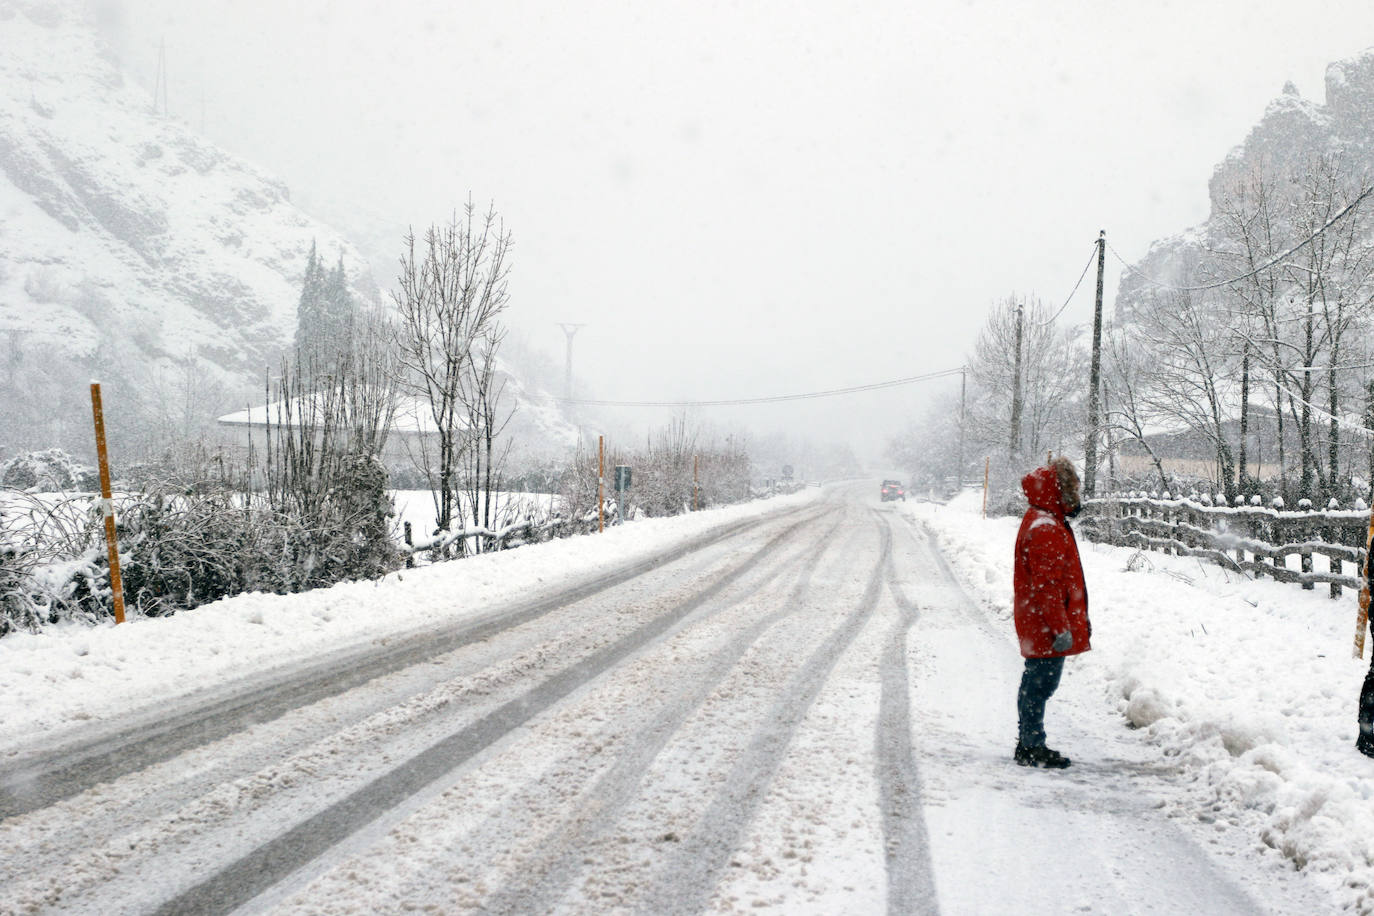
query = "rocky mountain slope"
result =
(0, 0, 371, 452)
(1116, 47, 1374, 317)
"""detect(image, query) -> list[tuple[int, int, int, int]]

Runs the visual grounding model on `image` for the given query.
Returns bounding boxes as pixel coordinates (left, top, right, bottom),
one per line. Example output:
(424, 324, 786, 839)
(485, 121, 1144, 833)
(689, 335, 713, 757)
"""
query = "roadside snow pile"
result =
(907, 493, 1374, 913)
(0, 489, 821, 753)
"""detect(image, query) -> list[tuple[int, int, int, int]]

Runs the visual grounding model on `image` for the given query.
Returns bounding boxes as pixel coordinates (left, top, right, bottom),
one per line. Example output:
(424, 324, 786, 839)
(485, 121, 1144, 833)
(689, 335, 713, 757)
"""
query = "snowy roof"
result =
(217, 394, 453, 436)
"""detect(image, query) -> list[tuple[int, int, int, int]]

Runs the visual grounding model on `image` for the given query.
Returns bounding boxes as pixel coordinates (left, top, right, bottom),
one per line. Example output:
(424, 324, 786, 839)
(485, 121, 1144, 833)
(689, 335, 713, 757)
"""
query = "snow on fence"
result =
(401, 512, 594, 557)
(1078, 493, 1371, 599)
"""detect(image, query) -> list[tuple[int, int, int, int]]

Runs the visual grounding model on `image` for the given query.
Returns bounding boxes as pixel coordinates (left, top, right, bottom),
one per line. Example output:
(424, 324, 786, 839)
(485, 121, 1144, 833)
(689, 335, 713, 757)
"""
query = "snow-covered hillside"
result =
(0, 0, 372, 443)
(1115, 46, 1374, 318)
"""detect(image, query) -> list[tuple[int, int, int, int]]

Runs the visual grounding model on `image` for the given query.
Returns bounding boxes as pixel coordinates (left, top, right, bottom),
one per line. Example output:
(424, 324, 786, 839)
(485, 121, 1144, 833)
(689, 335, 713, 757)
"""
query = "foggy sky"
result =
(97, 0, 1374, 465)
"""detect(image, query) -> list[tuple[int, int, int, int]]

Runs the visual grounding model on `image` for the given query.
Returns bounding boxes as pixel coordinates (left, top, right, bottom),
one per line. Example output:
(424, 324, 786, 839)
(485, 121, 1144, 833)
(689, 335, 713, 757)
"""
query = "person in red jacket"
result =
(1012, 457, 1092, 768)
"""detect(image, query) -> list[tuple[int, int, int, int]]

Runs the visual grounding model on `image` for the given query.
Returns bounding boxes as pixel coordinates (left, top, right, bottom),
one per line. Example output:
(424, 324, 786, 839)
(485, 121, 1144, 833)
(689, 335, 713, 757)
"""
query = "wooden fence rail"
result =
(1078, 495, 1371, 598)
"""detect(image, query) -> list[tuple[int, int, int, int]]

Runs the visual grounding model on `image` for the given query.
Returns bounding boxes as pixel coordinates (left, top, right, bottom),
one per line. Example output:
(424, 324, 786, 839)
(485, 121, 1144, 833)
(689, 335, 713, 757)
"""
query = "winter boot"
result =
(1358, 732, 1374, 759)
(1014, 742, 1071, 769)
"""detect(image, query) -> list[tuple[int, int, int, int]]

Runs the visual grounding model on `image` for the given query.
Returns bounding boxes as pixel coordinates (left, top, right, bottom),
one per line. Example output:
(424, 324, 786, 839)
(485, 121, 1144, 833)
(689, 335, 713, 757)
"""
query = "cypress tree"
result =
(321, 253, 356, 359)
(294, 240, 326, 357)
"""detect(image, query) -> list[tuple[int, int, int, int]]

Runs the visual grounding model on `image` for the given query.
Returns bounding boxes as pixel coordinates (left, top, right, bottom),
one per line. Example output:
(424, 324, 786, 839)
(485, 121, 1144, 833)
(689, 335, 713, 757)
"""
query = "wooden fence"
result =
(1077, 494, 1372, 598)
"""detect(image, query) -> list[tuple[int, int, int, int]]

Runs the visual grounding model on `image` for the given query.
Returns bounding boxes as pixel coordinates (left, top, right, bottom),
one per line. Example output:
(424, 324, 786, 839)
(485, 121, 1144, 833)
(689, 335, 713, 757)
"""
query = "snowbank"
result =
(906, 492, 1374, 913)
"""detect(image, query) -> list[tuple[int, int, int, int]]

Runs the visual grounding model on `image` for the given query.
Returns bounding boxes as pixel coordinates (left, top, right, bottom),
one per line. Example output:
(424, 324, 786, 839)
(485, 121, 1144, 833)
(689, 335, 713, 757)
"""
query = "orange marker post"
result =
(90, 382, 126, 625)
(693, 454, 699, 511)
(982, 456, 990, 518)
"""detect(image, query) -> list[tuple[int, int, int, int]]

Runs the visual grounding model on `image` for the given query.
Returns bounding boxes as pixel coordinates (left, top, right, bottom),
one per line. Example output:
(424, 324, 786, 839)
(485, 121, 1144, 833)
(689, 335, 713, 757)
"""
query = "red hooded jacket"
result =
(1013, 465, 1091, 659)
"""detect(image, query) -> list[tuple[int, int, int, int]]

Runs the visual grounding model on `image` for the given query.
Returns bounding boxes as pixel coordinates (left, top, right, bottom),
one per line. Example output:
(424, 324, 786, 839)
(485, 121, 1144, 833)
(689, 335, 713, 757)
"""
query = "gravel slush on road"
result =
(0, 482, 1357, 914)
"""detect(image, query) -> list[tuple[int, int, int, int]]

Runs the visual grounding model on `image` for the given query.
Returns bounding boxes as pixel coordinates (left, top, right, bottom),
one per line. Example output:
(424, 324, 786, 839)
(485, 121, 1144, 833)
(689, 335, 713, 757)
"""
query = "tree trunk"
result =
(1239, 344, 1250, 489)
(1275, 371, 1288, 503)
(1300, 309, 1315, 501)
(1329, 362, 1340, 501)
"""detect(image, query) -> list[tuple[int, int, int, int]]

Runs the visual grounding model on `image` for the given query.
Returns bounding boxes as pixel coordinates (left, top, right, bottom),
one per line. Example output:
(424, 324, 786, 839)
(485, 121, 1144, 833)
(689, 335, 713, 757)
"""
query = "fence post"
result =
(1234, 503, 1245, 567)
(982, 457, 989, 518)
(1328, 509, 1341, 599)
(1298, 502, 1314, 590)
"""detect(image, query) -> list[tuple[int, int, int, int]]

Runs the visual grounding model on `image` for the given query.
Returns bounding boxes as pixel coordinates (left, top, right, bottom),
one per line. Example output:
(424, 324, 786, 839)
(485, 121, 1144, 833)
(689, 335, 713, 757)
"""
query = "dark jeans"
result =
(1018, 656, 1065, 748)
(1361, 606, 1374, 754)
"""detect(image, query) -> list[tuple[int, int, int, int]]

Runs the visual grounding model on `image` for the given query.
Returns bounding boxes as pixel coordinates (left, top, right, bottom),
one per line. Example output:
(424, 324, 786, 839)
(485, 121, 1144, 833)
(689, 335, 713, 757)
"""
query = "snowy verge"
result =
(904, 492, 1374, 913)
(0, 489, 823, 757)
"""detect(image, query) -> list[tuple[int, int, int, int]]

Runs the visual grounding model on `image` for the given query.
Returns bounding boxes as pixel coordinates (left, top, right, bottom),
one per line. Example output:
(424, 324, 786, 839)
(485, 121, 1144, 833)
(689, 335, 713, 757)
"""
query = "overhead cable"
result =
(1108, 182, 1374, 293)
(555, 367, 966, 408)
(1034, 243, 1101, 327)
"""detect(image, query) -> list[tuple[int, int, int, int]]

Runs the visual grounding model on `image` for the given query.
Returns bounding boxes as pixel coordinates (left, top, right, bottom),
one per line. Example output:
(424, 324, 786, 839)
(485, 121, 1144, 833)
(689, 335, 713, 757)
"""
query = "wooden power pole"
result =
(1009, 300, 1024, 460)
(1084, 230, 1106, 495)
(956, 367, 967, 491)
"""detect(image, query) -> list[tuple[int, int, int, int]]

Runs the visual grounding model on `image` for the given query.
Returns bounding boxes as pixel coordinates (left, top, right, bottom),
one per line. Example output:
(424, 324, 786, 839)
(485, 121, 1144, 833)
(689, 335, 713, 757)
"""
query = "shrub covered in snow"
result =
(558, 419, 752, 524)
(0, 490, 107, 635)
(1, 447, 402, 635)
(0, 449, 97, 492)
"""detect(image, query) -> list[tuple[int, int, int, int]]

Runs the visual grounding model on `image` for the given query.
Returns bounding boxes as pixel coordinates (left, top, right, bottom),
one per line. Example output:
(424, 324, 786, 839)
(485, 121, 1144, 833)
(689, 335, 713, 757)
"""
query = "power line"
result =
(1107, 182, 1374, 294)
(1270, 376, 1374, 443)
(1034, 243, 1101, 327)
(554, 367, 966, 408)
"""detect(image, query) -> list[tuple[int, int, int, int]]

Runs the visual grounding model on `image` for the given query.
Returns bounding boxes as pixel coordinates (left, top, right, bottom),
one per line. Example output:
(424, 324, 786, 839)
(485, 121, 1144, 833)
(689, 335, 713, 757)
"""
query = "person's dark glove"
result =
(1052, 631, 1073, 653)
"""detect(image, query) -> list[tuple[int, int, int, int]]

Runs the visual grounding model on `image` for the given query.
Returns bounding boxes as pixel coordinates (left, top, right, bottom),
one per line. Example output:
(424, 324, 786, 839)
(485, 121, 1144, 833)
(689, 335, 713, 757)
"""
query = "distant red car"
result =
(881, 479, 905, 502)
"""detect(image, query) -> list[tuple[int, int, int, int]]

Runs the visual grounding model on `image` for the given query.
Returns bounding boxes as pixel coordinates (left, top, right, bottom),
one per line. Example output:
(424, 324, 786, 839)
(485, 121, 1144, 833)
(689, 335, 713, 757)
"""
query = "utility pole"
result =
(1009, 299, 1024, 460)
(957, 366, 967, 491)
(153, 37, 169, 117)
(558, 323, 585, 402)
(1084, 230, 1106, 495)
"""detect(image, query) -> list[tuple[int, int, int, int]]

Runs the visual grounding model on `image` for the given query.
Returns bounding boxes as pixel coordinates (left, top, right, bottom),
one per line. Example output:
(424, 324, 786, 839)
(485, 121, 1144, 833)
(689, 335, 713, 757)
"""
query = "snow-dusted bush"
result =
(255, 351, 400, 589)
(0, 449, 96, 492)
(116, 483, 254, 616)
(0, 490, 107, 635)
(559, 419, 751, 524)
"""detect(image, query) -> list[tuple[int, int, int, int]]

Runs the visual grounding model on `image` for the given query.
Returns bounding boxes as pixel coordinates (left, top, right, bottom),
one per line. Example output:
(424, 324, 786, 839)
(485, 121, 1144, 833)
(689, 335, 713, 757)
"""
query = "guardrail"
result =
(1077, 494, 1371, 598)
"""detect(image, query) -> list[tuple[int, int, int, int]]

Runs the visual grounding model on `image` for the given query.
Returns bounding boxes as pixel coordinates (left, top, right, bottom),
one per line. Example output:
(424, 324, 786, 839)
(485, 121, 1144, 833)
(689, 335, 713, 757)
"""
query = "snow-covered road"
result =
(0, 483, 1353, 914)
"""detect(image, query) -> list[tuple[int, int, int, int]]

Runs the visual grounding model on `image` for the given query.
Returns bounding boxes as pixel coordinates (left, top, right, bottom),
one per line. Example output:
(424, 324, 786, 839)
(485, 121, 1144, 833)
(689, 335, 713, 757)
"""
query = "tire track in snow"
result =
(475, 517, 846, 915)
(0, 520, 803, 911)
(875, 518, 940, 916)
(0, 507, 812, 820)
(150, 512, 818, 916)
(639, 510, 892, 916)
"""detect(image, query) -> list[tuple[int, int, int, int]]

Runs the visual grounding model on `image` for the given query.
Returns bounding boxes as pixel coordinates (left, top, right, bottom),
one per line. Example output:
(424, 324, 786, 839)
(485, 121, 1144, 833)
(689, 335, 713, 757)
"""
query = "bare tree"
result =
(966, 296, 1085, 463)
(392, 201, 511, 538)
(1212, 163, 1290, 497)
(1101, 324, 1169, 492)
(1287, 156, 1374, 498)
(260, 311, 401, 588)
(461, 327, 516, 548)
(1134, 288, 1240, 501)
(1213, 156, 1374, 502)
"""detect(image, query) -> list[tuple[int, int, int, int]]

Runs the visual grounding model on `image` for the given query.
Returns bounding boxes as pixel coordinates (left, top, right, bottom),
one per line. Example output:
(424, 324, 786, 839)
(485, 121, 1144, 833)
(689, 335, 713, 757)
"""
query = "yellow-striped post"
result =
(982, 457, 990, 518)
(90, 382, 126, 625)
